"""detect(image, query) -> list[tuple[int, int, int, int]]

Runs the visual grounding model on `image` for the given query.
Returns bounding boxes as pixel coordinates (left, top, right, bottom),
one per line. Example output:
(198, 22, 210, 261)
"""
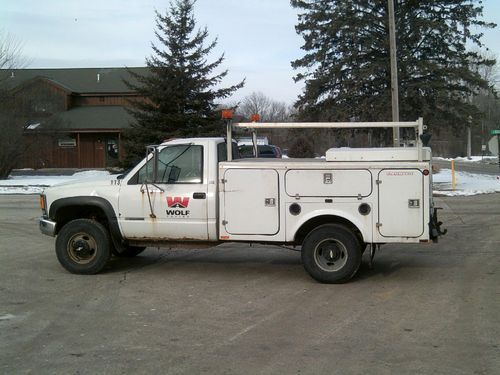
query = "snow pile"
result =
(0, 171, 111, 195)
(434, 156, 498, 163)
(433, 169, 500, 196)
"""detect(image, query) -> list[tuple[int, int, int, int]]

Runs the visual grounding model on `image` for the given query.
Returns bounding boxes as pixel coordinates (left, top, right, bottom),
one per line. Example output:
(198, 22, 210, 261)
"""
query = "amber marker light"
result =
(221, 109, 233, 119)
(39, 195, 45, 211)
(250, 114, 261, 122)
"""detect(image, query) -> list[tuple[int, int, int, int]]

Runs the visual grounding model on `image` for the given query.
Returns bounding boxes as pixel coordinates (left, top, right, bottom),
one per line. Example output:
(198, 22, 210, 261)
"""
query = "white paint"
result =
(285, 169, 372, 197)
(222, 168, 279, 235)
(0, 171, 111, 194)
(326, 147, 431, 162)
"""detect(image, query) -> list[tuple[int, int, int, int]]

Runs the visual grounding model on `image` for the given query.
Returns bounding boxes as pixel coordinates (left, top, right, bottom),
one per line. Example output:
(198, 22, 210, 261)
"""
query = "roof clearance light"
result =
(221, 109, 233, 120)
(423, 169, 430, 176)
(250, 114, 261, 122)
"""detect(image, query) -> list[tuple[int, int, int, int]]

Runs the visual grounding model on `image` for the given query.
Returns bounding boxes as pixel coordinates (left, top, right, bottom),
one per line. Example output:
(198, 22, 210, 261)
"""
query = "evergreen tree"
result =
(125, 0, 244, 163)
(291, 0, 496, 132)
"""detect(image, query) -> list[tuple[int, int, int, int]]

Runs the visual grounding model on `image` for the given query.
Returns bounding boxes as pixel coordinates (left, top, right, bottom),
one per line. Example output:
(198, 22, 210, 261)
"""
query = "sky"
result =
(1, 0, 500, 105)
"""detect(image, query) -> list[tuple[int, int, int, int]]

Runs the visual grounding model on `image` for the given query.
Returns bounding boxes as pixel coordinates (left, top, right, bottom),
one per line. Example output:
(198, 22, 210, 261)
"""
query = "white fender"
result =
(289, 207, 372, 243)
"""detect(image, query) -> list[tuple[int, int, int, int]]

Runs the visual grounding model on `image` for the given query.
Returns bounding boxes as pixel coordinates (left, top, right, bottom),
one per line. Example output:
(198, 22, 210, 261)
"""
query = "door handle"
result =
(193, 192, 206, 199)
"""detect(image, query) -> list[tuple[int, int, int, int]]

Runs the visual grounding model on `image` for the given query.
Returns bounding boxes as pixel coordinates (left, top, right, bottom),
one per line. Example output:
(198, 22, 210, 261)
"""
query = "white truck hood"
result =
(43, 174, 123, 207)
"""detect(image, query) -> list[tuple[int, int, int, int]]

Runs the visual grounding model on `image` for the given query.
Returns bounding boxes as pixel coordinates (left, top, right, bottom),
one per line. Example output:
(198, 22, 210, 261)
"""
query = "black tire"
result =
(355, 232, 367, 254)
(112, 245, 146, 257)
(55, 219, 112, 275)
(301, 224, 362, 283)
(360, 242, 368, 254)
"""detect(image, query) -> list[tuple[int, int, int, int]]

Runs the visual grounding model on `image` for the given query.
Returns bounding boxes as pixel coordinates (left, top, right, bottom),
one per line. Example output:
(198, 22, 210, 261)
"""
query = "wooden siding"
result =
(13, 79, 68, 113)
(14, 73, 143, 169)
(72, 95, 136, 107)
(22, 134, 77, 169)
(21, 132, 122, 169)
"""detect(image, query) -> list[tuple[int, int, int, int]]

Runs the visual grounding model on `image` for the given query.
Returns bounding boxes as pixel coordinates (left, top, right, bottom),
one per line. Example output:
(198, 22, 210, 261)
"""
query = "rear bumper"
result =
(39, 217, 56, 237)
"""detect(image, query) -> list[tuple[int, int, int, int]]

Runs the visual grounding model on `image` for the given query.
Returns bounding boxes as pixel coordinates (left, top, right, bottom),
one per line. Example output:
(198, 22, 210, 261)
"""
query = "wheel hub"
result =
(73, 239, 92, 257)
(67, 233, 97, 264)
(321, 244, 341, 262)
(314, 238, 348, 272)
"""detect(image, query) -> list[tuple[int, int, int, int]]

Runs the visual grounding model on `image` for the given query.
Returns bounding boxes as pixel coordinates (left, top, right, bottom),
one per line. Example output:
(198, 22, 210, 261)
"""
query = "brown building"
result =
(3, 67, 147, 169)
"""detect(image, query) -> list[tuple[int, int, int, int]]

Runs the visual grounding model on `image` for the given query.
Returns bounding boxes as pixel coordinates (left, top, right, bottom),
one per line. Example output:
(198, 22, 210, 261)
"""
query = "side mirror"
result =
(168, 166, 180, 183)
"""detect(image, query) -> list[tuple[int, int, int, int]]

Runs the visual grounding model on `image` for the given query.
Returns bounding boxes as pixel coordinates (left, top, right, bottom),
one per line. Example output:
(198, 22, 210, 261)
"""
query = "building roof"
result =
(1, 67, 149, 93)
(54, 106, 134, 131)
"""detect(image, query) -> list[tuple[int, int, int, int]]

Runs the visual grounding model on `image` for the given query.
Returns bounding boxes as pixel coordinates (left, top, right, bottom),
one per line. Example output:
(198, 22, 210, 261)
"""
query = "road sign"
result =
(491, 129, 500, 135)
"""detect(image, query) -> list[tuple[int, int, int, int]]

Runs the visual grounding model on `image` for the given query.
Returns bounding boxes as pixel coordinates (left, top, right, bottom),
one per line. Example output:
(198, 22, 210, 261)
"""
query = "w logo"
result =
(167, 196, 190, 208)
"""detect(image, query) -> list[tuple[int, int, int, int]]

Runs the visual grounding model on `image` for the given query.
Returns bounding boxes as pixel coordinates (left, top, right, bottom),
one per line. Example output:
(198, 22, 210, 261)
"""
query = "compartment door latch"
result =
(265, 198, 276, 207)
(408, 199, 420, 208)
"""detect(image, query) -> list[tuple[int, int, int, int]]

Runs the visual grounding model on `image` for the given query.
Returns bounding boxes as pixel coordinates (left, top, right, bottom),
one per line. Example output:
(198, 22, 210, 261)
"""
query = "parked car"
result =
(238, 144, 282, 158)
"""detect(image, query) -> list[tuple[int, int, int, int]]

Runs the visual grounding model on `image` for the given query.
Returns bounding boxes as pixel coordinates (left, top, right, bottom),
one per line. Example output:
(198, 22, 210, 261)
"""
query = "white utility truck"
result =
(39, 117, 445, 283)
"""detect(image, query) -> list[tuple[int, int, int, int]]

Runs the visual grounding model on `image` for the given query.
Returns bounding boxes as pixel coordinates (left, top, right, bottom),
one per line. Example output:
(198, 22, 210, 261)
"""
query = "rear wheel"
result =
(301, 224, 362, 283)
(55, 219, 111, 274)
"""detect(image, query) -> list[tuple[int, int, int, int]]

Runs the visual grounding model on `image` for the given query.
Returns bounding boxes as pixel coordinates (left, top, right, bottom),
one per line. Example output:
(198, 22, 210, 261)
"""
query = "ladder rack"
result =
(225, 118, 425, 161)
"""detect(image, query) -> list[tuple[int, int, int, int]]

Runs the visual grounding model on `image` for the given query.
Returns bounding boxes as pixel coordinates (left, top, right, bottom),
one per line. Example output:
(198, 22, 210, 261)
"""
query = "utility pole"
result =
(388, 0, 400, 146)
(467, 116, 472, 159)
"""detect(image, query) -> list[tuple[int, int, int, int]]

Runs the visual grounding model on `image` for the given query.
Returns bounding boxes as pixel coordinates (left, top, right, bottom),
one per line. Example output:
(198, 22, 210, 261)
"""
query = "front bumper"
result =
(39, 217, 56, 237)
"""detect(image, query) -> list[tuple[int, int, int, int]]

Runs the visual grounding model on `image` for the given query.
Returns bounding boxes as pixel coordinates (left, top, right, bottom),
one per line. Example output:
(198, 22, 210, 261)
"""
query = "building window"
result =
(58, 138, 77, 148)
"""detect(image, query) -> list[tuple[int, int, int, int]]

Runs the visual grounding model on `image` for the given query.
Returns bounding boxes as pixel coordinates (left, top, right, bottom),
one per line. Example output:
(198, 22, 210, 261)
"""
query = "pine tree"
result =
(291, 0, 496, 131)
(124, 0, 244, 163)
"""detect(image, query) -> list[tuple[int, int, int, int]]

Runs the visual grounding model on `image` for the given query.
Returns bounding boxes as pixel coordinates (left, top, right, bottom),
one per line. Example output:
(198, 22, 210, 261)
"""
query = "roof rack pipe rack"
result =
(229, 118, 426, 162)
(232, 120, 421, 130)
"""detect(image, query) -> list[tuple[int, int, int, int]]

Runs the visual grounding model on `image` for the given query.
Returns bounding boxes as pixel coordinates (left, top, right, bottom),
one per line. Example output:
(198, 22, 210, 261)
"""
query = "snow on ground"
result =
(0, 171, 111, 195)
(434, 155, 498, 163)
(433, 169, 500, 196)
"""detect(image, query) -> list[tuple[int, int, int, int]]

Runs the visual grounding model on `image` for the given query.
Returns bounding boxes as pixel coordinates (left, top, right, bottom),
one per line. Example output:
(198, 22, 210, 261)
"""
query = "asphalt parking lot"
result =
(0, 194, 499, 374)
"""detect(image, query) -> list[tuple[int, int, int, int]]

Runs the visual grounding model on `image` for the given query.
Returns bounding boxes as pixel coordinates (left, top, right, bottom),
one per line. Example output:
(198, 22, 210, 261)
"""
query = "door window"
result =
(135, 145, 203, 184)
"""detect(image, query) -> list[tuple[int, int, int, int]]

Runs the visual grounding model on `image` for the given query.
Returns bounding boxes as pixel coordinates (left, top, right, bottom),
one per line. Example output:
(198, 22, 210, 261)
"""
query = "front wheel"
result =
(55, 219, 112, 274)
(301, 224, 362, 283)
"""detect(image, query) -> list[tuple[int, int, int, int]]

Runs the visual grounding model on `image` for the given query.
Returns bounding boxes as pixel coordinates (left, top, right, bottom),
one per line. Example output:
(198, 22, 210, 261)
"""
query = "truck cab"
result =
(117, 138, 226, 242)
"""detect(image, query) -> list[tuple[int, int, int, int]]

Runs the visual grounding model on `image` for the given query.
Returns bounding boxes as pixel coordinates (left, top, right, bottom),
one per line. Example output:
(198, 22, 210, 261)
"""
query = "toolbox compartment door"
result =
(285, 169, 372, 198)
(222, 169, 279, 235)
(378, 169, 424, 237)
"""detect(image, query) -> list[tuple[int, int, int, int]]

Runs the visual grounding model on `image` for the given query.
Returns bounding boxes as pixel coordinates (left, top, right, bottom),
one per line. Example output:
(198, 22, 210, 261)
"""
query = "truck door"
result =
(118, 143, 208, 240)
(222, 169, 279, 235)
(377, 169, 424, 238)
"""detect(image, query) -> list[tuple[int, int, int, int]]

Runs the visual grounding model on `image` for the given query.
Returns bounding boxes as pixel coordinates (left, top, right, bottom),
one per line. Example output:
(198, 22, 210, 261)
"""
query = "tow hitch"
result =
(430, 207, 447, 242)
